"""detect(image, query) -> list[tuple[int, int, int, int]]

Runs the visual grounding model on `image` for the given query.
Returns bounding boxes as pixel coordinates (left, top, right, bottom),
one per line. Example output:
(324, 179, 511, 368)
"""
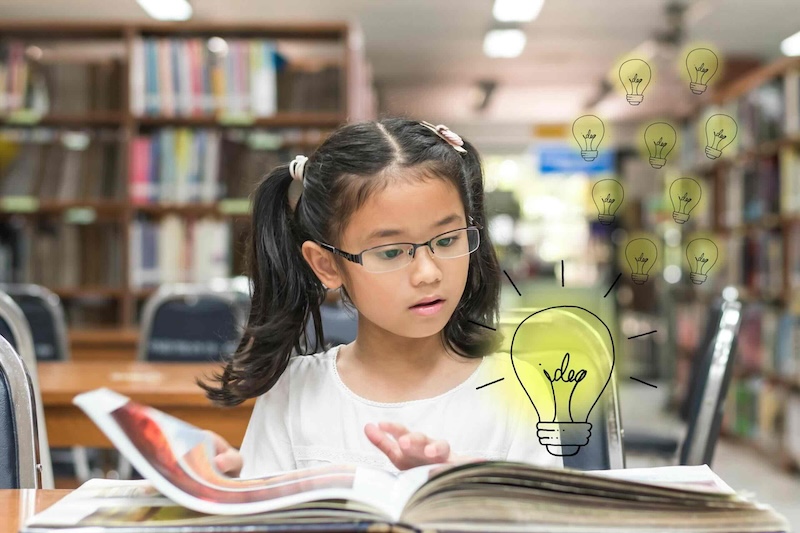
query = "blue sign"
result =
(537, 144, 615, 175)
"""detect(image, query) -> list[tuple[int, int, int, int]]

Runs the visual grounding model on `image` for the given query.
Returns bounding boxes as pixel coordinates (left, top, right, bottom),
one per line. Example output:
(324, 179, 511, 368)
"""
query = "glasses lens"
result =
(433, 228, 480, 258)
(362, 244, 413, 273)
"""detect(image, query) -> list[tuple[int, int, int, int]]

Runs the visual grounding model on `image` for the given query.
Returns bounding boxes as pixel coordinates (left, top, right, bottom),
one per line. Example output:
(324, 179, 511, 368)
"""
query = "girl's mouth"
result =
(409, 299, 445, 316)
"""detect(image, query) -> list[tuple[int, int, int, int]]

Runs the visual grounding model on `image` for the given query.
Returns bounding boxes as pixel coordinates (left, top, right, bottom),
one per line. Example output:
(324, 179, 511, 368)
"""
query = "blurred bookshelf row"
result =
(0, 21, 376, 332)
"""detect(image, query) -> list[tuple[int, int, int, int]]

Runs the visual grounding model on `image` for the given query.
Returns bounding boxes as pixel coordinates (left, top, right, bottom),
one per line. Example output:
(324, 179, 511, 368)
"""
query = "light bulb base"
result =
(690, 272, 707, 285)
(649, 157, 666, 169)
(673, 212, 689, 224)
(537, 422, 592, 456)
(690, 82, 707, 95)
(705, 146, 722, 159)
(626, 94, 643, 106)
(598, 214, 615, 225)
(631, 273, 648, 285)
(581, 150, 598, 162)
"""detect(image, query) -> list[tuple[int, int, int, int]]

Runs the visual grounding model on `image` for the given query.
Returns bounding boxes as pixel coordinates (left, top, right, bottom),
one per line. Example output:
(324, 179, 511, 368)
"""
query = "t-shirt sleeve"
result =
(238, 362, 297, 478)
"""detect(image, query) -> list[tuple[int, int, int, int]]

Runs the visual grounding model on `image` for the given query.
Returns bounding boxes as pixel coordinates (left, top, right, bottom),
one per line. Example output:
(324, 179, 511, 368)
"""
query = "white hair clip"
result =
(419, 121, 467, 154)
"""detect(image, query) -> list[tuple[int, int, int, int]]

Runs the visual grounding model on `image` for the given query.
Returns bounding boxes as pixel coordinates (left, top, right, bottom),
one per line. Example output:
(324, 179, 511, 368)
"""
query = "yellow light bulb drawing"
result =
(705, 114, 737, 159)
(508, 306, 615, 457)
(592, 179, 624, 225)
(644, 122, 676, 169)
(572, 115, 605, 162)
(686, 48, 718, 95)
(618, 59, 651, 106)
(669, 178, 702, 224)
(625, 238, 657, 285)
(686, 238, 718, 285)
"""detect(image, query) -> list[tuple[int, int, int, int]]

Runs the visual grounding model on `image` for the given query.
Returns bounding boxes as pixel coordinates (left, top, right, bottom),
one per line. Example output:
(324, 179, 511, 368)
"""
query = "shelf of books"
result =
(675, 56, 800, 473)
(0, 21, 375, 334)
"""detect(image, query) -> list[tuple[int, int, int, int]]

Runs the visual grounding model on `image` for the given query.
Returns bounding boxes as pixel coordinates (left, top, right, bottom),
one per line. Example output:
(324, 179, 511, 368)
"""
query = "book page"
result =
(588, 464, 736, 494)
(72, 388, 401, 517)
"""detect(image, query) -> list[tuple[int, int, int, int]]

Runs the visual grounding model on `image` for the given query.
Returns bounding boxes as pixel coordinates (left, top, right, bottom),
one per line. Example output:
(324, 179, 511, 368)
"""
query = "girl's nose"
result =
(409, 246, 442, 281)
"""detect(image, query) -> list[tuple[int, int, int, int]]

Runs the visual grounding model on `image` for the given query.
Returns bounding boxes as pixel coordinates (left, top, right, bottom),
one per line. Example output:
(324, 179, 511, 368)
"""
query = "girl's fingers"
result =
(425, 439, 450, 459)
(215, 448, 243, 476)
(364, 423, 402, 463)
(401, 431, 429, 451)
(377, 421, 408, 438)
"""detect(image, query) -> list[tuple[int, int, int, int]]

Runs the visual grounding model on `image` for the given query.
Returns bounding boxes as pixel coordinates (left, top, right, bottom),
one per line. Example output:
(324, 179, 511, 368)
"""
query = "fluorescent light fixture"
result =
(781, 30, 800, 56)
(493, 0, 544, 22)
(483, 29, 526, 58)
(136, 0, 192, 21)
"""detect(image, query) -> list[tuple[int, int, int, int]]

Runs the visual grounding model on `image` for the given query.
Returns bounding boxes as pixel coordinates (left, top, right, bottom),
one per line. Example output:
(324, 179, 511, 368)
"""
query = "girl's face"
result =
(313, 178, 471, 340)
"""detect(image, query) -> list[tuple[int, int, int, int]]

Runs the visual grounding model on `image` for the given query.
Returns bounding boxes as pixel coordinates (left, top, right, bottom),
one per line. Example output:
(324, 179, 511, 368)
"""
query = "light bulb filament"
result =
(582, 130, 597, 150)
(600, 193, 615, 214)
(713, 129, 727, 149)
(542, 353, 588, 423)
(653, 137, 668, 158)
(677, 192, 692, 213)
(628, 73, 643, 94)
(695, 253, 709, 273)
(634, 252, 649, 274)
(695, 62, 709, 83)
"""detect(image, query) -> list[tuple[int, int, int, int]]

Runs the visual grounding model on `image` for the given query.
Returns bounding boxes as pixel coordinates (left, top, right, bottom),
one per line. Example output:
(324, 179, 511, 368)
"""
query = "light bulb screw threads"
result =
(705, 145, 722, 159)
(690, 272, 707, 285)
(598, 214, 615, 225)
(631, 273, 648, 285)
(626, 94, 644, 106)
(673, 212, 689, 224)
(537, 422, 592, 456)
(649, 157, 666, 168)
(690, 82, 707, 94)
(581, 150, 598, 161)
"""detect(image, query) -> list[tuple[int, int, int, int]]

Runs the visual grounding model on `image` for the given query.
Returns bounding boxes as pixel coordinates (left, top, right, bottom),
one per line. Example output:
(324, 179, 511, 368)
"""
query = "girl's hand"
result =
(206, 430, 243, 477)
(365, 421, 462, 471)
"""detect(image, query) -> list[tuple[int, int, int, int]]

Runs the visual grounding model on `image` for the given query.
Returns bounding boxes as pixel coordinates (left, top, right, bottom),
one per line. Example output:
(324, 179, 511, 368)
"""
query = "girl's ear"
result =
(301, 240, 344, 290)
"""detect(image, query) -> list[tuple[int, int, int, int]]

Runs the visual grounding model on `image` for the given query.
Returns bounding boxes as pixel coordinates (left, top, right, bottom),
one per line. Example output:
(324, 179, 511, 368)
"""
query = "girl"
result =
(201, 117, 562, 477)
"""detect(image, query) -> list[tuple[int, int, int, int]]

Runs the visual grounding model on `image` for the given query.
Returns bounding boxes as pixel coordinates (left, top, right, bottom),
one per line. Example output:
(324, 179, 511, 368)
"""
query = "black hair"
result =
(200, 116, 503, 406)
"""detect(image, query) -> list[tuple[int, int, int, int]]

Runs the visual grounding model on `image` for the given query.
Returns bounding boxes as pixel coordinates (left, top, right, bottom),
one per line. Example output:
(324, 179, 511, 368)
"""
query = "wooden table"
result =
(39, 361, 254, 448)
(0, 490, 68, 533)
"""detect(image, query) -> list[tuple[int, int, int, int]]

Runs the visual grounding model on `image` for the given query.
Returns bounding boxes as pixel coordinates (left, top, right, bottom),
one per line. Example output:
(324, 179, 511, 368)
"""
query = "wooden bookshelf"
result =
(0, 20, 375, 335)
(675, 55, 800, 473)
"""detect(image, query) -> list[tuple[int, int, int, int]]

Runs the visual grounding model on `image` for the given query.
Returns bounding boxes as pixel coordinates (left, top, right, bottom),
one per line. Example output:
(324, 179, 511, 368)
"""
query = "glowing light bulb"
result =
(618, 59, 651, 106)
(625, 238, 657, 284)
(704, 114, 737, 159)
(572, 115, 605, 162)
(669, 178, 702, 224)
(508, 306, 615, 457)
(644, 122, 676, 169)
(686, 238, 718, 285)
(686, 48, 718, 95)
(592, 179, 624, 225)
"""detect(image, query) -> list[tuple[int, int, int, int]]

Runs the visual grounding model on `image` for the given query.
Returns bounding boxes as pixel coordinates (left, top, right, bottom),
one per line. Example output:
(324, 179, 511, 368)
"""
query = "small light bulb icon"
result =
(669, 178, 702, 224)
(626, 238, 657, 285)
(644, 122, 676, 169)
(686, 48, 719, 95)
(686, 238, 718, 284)
(618, 59, 651, 106)
(572, 115, 605, 162)
(705, 114, 737, 159)
(509, 306, 615, 457)
(592, 179, 624, 225)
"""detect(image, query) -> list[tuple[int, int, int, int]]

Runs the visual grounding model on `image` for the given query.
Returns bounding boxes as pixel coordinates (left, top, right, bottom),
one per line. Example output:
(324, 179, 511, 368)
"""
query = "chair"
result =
(0, 290, 54, 488)
(303, 297, 358, 353)
(138, 282, 248, 362)
(0, 326, 43, 488)
(499, 306, 625, 471)
(624, 290, 743, 466)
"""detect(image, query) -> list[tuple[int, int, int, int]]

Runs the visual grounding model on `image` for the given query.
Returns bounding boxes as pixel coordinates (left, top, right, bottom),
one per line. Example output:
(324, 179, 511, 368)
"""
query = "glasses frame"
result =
(315, 216, 484, 273)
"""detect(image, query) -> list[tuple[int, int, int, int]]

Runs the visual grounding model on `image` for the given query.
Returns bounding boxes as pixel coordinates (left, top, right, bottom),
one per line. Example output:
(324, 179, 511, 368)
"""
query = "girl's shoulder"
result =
(284, 343, 341, 377)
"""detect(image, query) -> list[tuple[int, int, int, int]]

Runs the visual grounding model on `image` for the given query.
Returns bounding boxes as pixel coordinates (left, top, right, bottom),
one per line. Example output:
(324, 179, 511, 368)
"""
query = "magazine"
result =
(23, 388, 791, 533)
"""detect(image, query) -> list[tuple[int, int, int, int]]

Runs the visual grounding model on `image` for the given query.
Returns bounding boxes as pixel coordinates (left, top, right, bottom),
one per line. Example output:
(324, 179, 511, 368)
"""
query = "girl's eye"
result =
(435, 236, 458, 247)
(377, 248, 405, 260)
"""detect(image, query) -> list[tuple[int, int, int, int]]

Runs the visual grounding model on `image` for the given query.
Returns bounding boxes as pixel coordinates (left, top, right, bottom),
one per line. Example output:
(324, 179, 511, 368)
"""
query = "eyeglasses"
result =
(315, 216, 483, 274)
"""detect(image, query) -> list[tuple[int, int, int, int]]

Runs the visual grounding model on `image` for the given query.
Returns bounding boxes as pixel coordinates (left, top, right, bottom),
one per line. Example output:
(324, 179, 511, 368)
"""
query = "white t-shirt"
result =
(239, 344, 563, 477)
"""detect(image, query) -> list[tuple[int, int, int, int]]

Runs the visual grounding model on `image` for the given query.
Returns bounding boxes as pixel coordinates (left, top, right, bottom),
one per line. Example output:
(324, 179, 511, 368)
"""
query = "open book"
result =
(24, 388, 790, 533)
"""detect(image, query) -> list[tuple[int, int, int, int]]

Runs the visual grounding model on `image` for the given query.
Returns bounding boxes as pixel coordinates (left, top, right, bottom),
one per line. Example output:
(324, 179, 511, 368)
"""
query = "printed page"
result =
(587, 464, 736, 494)
(73, 388, 401, 517)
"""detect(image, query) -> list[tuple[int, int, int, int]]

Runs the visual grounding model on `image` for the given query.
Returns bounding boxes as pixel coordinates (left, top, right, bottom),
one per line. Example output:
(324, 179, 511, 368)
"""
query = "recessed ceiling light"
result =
(136, 0, 193, 21)
(483, 29, 526, 58)
(781, 30, 800, 56)
(493, 0, 544, 22)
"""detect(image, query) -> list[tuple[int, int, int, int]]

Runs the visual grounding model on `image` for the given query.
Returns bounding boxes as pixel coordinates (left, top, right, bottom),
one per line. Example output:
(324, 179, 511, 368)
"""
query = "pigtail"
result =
(199, 164, 325, 407)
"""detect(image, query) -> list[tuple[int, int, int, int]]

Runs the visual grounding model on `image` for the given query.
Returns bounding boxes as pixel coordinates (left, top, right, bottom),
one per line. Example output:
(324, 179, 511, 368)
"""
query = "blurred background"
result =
(0, 0, 799, 527)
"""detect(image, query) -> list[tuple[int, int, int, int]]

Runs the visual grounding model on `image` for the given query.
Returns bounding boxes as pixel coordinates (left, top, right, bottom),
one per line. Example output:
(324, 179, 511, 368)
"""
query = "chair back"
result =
(679, 297, 743, 466)
(138, 283, 247, 362)
(0, 335, 42, 488)
(304, 298, 358, 352)
(0, 284, 69, 361)
(0, 291, 54, 488)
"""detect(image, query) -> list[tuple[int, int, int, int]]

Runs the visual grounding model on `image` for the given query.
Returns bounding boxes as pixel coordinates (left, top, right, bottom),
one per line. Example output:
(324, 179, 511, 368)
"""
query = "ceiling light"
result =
(483, 29, 526, 58)
(781, 30, 800, 56)
(493, 0, 544, 22)
(136, 0, 192, 21)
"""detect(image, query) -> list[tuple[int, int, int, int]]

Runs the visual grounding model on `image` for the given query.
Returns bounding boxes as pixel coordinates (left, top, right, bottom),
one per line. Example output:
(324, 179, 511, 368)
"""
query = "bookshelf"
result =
(0, 21, 375, 341)
(674, 56, 800, 473)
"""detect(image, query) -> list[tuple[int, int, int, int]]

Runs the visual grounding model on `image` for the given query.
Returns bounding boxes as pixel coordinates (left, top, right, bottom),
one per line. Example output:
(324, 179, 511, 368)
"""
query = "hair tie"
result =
(289, 155, 308, 183)
(419, 121, 467, 154)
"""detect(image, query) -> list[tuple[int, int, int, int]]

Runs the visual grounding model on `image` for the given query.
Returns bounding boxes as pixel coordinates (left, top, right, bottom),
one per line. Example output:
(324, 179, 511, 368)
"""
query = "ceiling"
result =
(2, 0, 799, 138)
